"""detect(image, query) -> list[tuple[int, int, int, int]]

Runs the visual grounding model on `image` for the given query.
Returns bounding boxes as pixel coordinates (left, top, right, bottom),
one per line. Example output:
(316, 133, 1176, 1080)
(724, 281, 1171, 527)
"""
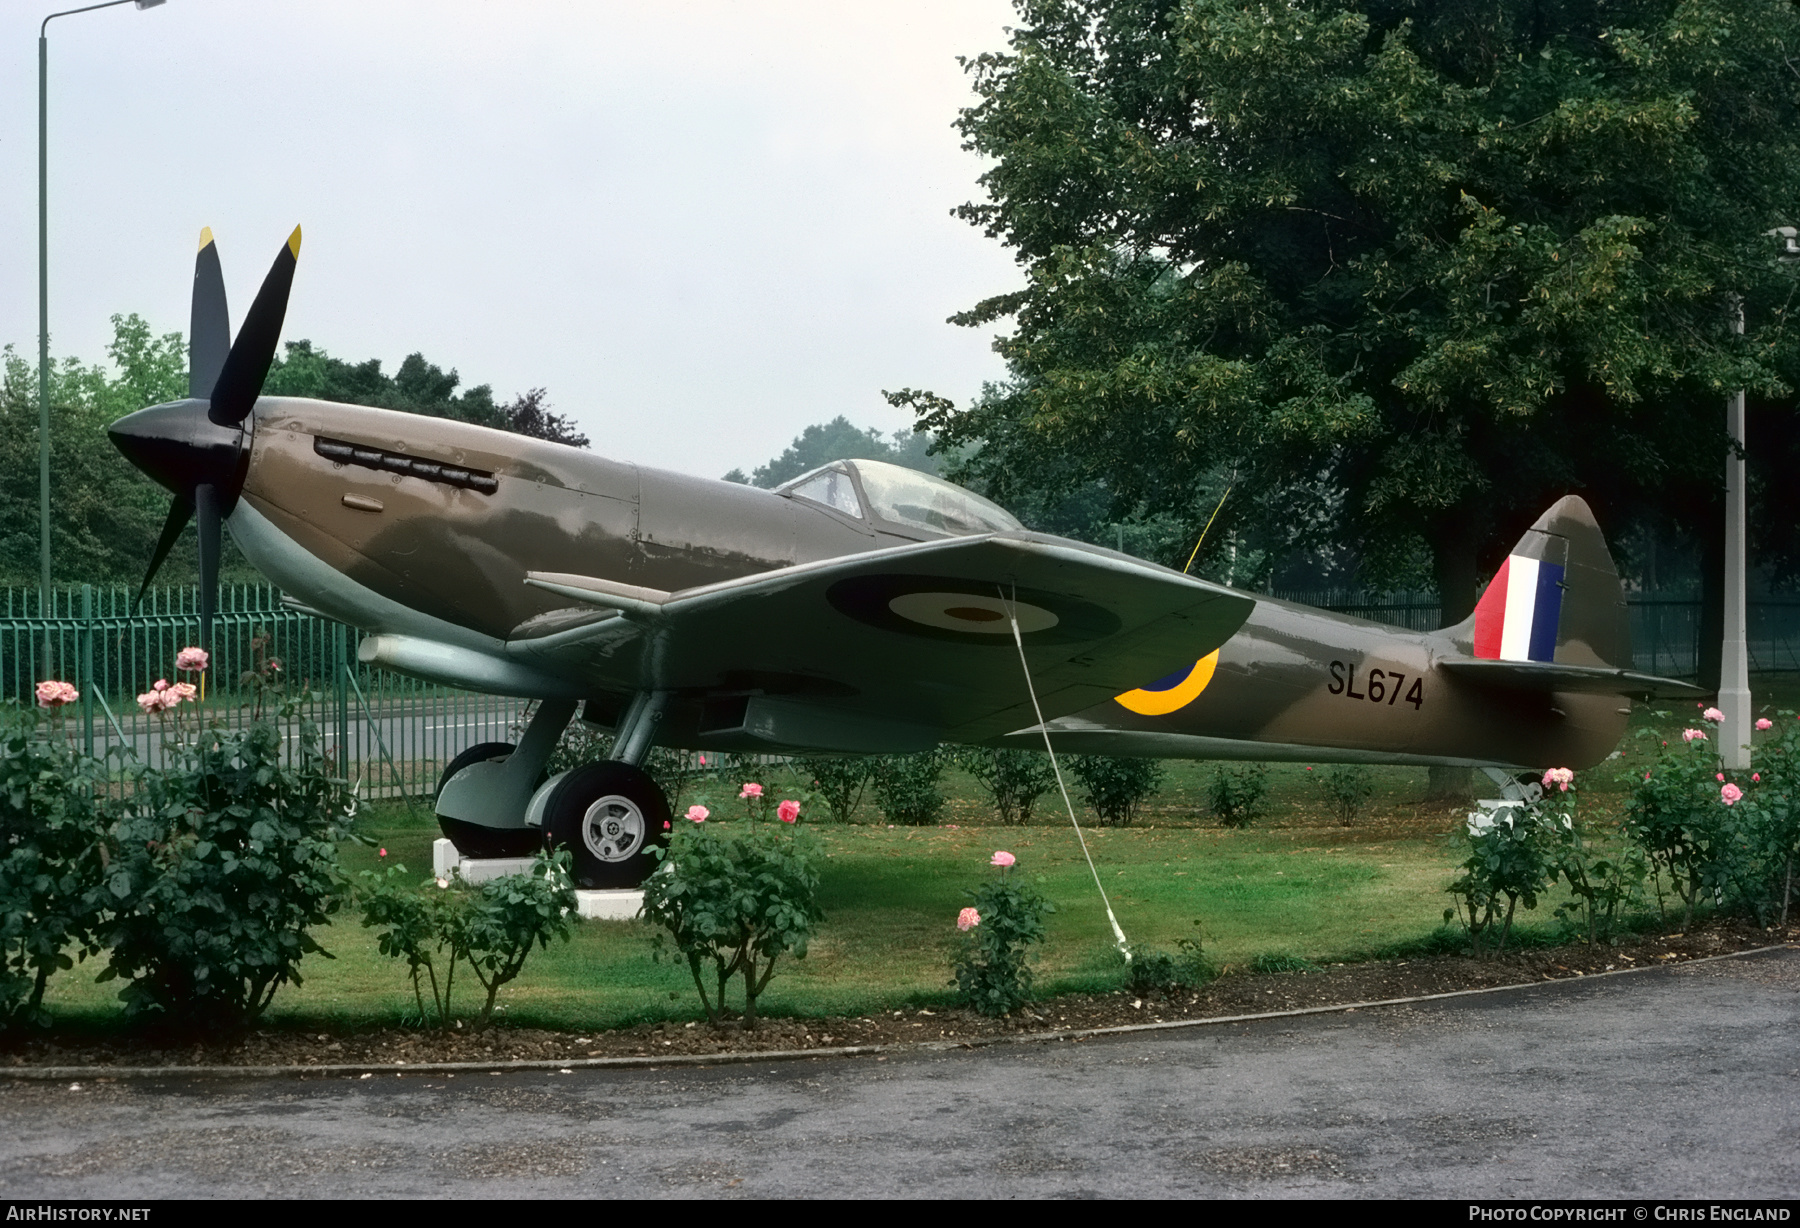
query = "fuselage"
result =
(213, 396, 1623, 770)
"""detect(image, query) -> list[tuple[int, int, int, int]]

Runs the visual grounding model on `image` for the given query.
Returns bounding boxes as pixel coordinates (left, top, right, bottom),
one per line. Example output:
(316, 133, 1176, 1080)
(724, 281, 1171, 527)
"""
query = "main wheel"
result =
(542, 761, 672, 889)
(435, 741, 545, 859)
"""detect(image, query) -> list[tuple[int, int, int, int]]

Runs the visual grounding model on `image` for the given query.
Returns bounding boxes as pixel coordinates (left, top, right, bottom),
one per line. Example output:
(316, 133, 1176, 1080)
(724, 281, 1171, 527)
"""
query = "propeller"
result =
(111, 226, 302, 656)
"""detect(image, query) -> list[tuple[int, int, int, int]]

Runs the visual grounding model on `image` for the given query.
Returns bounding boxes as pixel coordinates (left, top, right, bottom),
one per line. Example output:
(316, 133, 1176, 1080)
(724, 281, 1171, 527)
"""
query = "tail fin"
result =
(1455, 495, 1629, 669)
(1441, 497, 1699, 698)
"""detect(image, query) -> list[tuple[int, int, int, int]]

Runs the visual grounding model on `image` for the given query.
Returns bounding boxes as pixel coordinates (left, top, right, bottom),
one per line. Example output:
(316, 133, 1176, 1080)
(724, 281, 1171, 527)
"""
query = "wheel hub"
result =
(581, 794, 646, 863)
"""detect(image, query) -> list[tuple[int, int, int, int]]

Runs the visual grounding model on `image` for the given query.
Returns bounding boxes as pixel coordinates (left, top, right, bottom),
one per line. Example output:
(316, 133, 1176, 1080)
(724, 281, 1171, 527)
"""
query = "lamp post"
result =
(1720, 293, 1751, 770)
(37, 0, 164, 673)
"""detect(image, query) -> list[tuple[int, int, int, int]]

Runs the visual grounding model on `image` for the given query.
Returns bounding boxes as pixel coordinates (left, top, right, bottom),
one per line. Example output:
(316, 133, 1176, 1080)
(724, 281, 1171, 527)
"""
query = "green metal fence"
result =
(7, 582, 1800, 798)
(1, 583, 522, 799)
(1266, 588, 1800, 676)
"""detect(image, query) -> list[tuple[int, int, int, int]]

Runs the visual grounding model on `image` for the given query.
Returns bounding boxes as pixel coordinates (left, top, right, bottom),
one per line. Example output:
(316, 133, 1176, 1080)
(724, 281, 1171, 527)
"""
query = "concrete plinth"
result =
(431, 839, 643, 920)
(574, 889, 645, 921)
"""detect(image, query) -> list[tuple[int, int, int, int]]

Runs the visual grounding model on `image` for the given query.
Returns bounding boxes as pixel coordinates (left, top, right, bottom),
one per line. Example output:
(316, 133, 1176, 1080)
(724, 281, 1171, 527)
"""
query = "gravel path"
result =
(4, 948, 1796, 1199)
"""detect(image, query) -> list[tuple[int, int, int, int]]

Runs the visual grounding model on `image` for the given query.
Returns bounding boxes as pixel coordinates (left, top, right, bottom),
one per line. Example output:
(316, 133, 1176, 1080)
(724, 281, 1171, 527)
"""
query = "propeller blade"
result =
(208, 225, 301, 427)
(188, 227, 230, 400)
(195, 483, 220, 656)
(133, 495, 194, 615)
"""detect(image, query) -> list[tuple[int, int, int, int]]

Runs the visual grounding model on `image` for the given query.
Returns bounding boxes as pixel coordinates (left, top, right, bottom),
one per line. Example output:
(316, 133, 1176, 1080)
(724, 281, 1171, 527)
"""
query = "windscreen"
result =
(848, 459, 1021, 536)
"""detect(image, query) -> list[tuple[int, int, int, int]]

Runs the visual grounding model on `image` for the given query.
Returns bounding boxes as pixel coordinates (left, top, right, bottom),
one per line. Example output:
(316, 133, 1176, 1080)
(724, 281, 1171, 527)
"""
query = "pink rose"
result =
(957, 907, 981, 932)
(990, 850, 1016, 868)
(1540, 767, 1573, 792)
(378, 848, 387, 858)
(175, 647, 209, 673)
(1756, 718, 1773, 731)
(1703, 707, 1725, 723)
(1682, 729, 1706, 743)
(686, 805, 709, 823)
(171, 682, 197, 701)
(152, 679, 168, 692)
(777, 799, 800, 823)
(135, 691, 160, 714)
(1721, 783, 1743, 806)
(34, 680, 77, 708)
(1753, 773, 1761, 783)
(739, 782, 763, 799)
(1716, 773, 1725, 782)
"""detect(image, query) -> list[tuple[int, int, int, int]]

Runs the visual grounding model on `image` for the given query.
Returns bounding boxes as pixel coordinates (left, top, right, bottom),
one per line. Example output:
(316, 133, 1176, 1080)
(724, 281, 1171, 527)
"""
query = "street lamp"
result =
(37, 0, 164, 671)
(1720, 293, 1750, 770)
(1716, 227, 1800, 771)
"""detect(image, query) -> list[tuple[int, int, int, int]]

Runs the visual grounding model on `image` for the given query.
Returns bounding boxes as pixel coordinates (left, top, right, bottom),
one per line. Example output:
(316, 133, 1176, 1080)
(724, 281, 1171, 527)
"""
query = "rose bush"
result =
(951, 850, 1052, 1016)
(640, 808, 822, 1030)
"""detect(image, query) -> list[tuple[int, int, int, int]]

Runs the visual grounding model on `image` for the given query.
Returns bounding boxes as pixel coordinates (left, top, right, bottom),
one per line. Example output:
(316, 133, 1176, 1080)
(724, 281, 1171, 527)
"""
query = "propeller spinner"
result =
(109, 226, 301, 654)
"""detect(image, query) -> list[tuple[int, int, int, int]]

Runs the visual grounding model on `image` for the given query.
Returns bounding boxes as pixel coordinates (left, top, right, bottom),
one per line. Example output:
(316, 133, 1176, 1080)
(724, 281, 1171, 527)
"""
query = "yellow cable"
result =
(1182, 483, 1233, 575)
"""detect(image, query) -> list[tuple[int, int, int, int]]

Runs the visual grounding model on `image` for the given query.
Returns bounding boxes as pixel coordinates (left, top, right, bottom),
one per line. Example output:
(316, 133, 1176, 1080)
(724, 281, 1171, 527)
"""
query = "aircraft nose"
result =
(109, 398, 249, 504)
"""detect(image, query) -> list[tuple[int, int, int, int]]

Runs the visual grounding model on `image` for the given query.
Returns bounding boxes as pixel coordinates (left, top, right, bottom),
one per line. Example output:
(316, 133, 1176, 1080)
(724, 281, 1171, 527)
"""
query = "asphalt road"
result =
(4, 949, 1796, 1199)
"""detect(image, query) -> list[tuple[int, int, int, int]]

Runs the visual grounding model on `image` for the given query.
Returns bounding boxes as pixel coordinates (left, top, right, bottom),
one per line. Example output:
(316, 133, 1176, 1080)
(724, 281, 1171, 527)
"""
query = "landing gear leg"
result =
(435, 699, 576, 856)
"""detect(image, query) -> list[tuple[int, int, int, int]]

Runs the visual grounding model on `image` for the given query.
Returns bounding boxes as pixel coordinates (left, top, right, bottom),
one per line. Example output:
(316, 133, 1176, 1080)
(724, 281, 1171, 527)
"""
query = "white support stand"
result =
(431, 838, 644, 921)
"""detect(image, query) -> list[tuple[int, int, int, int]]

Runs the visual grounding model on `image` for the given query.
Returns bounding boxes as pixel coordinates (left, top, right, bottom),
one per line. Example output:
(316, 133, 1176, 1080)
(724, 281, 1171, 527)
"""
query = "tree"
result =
(728, 415, 943, 488)
(501, 388, 590, 448)
(907, 0, 1800, 635)
(264, 340, 506, 430)
(0, 317, 194, 584)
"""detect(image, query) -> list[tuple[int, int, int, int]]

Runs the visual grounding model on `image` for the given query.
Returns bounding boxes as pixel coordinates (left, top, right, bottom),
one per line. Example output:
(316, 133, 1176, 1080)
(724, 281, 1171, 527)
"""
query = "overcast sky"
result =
(0, 0, 1022, 478)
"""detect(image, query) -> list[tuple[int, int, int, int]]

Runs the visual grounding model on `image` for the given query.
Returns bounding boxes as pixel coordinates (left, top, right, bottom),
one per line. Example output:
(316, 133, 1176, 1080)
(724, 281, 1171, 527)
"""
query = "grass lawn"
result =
(41, 675, 1800, 1032)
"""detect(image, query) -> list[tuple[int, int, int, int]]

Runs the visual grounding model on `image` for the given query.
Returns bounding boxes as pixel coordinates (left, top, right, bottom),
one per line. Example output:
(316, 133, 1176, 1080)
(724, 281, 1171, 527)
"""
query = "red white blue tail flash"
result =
(1473, 554, 1565, 662)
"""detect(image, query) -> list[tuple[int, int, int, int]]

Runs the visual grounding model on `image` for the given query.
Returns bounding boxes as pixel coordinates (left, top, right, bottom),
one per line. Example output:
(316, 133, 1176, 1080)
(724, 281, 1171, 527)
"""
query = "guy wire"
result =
(1000, 585, 1132, 962)
(1182, 481, 1234, 575)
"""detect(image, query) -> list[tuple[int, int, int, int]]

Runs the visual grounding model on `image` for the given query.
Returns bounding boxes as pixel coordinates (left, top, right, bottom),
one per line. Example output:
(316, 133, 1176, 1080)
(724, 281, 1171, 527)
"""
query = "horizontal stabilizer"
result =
(1439, 657, 1702, 699)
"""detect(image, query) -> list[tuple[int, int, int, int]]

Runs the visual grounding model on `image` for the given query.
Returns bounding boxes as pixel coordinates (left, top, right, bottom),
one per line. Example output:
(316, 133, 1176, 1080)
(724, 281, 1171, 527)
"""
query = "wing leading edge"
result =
(519, 533, 1255, 750)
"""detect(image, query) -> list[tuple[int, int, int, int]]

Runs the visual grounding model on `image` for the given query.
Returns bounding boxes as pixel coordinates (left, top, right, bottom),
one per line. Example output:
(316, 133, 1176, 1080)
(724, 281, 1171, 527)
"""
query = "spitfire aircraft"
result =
(110, 230, 1696, 889)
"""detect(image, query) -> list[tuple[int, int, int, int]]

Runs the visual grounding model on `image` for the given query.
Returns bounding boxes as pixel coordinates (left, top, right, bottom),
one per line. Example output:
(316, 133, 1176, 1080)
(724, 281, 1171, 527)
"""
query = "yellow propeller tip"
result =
(198, 226, 214, 251)
(286, 225, 302, 258)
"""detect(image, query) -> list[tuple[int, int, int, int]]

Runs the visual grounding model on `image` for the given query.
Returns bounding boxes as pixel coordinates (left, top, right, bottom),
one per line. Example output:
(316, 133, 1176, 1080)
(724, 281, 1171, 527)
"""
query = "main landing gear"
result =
(433, 691, 674, 889)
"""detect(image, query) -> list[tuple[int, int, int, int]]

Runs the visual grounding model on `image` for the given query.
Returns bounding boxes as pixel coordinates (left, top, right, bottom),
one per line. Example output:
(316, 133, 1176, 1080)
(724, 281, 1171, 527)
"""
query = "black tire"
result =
(434, 742, 545, 859)
(543, 761, 672, 889)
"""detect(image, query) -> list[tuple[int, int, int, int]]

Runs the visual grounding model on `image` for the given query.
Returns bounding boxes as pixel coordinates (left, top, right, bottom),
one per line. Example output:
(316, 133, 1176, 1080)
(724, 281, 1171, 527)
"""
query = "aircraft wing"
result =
(515, 533, 1254, 751)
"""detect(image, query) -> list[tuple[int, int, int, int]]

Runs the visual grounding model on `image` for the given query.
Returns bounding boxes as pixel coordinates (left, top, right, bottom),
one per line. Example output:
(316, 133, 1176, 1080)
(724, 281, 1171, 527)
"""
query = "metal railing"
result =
(1268, 587, 1800, 677)
(9, 581, 1800, 798)
(1, 583, 520, 798)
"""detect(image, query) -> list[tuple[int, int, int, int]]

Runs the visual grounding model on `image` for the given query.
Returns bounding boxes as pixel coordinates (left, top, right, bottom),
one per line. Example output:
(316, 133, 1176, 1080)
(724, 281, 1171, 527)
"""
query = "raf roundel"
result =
(885, 591, 1059, 636)
(825, 574, 1120, 644)
(1114, 649, 1220, 716)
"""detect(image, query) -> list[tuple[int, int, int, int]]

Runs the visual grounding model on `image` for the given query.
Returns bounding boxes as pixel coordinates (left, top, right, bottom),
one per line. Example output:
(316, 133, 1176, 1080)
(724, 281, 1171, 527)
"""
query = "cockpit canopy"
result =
(777, 458, 1022, 537)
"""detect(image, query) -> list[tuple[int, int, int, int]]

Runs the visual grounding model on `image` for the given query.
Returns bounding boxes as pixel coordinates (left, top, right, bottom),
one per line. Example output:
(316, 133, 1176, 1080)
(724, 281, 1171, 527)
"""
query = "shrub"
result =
(359, 850, 577, 1029)
(1069, 754, 1164, 826)
(1444, 799, 1558, 956)
(1313, 764, 1374, 826)
(1620, 722, 1773, 929)
(872, 750, 947, 826)
(1208, 763, 1268, 829)
(0, 699, 112, 1028)
(1251, 952, 1316, 974)
(1536, 771, 1646, 945)
(1127, 926, 1216, 995)
(641, 811, 822, 1029)
(792, 756, 873, 823)
(101, 716, 355, 1032)
(952, 851, 1053, 1016)
(960, 748, 1057, 825)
